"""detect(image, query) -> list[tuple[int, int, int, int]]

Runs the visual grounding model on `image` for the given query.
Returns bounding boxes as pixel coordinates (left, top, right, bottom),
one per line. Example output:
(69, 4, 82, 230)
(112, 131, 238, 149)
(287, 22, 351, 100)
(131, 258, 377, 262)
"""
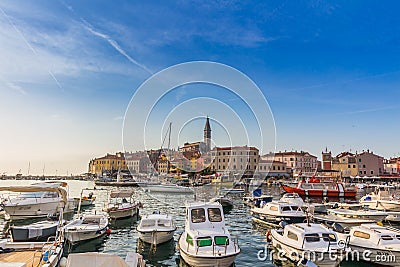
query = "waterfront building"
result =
(331, 152, 359, 177)
(88, 152, 128, 176)
(211, 146, 259, 176)
(384, 158, 399, 174)
(263, 150, 318, 175)
(256, 159, 288, 178)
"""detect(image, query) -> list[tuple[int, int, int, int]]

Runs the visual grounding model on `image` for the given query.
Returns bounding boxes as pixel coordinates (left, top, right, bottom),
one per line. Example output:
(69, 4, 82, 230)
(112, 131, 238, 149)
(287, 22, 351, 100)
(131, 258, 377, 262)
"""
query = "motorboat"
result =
(280, 193, 304, 206)
(327, 208, 388, 222)
(137, 212, 176, 245)
(177, 202, 240, 267)
(209, 196, 233, 208)
(312, 213, 374, 229)
(104, 190, 140, 219)
(0, 184, 65, 266)
(10, 220, 61, 242)
(80, 192, 96, 206)
(282, 181, 357, 198)
(271, 223, 347, 267)
(359, 189, 400, 211)
(64, 213, 109, 244)
(335, 224, 400, 266)
(243, 189, 273, 208)
(220, 188, 245, 194)
(145, 184, 194, 194)
(1, 182, 69, 220)
(251, 201, 306, 226)
(63, 252, 145, 267)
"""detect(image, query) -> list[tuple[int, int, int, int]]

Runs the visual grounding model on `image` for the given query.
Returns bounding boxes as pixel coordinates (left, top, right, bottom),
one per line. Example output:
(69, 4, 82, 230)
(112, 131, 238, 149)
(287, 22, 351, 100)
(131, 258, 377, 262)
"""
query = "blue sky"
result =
(1, 1, 400, 175)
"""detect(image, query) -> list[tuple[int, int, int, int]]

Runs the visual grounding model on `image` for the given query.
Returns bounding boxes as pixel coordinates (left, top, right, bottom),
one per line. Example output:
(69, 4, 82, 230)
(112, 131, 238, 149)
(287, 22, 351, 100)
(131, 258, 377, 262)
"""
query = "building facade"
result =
(331, 152, 358, 177)
(384, 158, 399, 175)
(256, 160, 288, 177)
(88, 152, 128, 176)
(263, 151, 318, 174)
(210, 146, 259, 176)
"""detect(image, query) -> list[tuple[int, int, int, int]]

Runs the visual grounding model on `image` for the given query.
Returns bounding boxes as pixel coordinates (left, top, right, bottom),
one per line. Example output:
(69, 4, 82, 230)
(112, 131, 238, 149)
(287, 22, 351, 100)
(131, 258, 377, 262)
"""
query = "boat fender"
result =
(377, 221, 384, 226)
(59, 257, 68, 267)
(106, 228, 112, 234)
(266, 230, 272, 242)
(42, 251, 49, 263)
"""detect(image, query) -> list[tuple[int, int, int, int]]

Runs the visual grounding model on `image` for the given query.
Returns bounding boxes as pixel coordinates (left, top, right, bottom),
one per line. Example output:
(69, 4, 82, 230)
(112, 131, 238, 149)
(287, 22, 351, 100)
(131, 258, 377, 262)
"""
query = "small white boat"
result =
(78, 192, 96, 206)
(312, 213, 374, 229)
(327, 208, 388, 222)
(64, 252, 145, 267)
(1, 182, 68, 220)
(280, 193, 304, 206)
(10, 220, 61, 242)
(271, 223, 347, 267)
(251, 201, 306, 226)
(209, 196, 234, 208)
(335, 224, 400, 266)
(220, 188, 245, 194)
(178, 202, 240, 267)
(64, 213, 109, 244)
(145, 184, 194, 194)
(137, 212, 176, 245)
(360, 189, 400, 211)
(243, 189, 273, 208)
(104, 190, 140, 219)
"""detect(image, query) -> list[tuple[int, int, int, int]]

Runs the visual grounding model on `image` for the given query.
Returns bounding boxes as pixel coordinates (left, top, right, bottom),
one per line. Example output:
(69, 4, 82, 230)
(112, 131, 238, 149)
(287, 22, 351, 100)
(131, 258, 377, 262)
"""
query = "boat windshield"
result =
(208, 208, 222, 222)
(141, 219, 156, 227)
(191, 208, 206, 223)
(157, 219, 172, 227)
(322, 233, 337, 242)
(197, 237, 212, 247)
(215, 236, 229, 245)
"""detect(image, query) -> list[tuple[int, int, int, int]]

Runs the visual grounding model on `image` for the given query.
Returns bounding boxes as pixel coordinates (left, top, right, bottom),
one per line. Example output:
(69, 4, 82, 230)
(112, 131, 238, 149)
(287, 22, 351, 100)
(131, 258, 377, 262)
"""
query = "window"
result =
(287, 231, 298, 241)
(290, 206, 299, 211)
(359, 158, 362, 162)
(197, 237, 212, 247)
(191, 208, 206, 223)
(371, 171, 374, 175)
(353, 165, 356, 168)
(381, 235, 393, 241)
(322, 233, 337, 242)
(363, 164, 366, 168)
(208, 208, 222, 222)
(353, 231, 370, 239)
(269, 206, 278, 211)
(215, 236, 229, 246)
(305, 234, 320, 242)
(281, 206, 291, 212)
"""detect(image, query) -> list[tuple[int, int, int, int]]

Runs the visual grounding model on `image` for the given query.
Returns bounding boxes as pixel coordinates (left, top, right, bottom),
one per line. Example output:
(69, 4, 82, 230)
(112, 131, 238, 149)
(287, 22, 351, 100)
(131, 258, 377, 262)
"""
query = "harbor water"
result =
(0, 180, 382, 266)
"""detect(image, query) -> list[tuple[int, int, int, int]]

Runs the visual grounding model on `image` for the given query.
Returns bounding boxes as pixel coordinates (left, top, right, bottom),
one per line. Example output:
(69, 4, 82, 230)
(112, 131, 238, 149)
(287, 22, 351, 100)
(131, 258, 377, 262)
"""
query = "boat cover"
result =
(0, 185, 67, 203)
(66, 253, 129, 267)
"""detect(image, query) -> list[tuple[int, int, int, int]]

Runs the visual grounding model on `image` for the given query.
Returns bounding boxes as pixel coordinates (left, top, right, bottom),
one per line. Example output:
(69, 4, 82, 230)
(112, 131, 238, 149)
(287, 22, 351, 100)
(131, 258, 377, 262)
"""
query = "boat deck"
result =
(0, 250, 41, 266)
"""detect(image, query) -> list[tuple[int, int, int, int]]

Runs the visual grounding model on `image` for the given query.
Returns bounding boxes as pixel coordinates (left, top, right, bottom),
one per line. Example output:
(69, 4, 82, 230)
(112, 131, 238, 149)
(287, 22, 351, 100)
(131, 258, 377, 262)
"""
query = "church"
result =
(179, 117, 212, 159)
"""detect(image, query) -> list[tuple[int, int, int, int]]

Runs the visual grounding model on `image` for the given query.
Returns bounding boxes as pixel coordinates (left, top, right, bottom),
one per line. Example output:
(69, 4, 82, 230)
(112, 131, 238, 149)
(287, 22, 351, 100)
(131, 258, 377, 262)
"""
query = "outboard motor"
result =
(332, 222, 345, 234)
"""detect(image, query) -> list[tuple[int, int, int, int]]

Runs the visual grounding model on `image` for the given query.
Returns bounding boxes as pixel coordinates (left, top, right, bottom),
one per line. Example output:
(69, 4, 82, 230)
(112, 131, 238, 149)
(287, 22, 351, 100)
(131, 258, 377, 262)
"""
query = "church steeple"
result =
(204, 116, 211, 152)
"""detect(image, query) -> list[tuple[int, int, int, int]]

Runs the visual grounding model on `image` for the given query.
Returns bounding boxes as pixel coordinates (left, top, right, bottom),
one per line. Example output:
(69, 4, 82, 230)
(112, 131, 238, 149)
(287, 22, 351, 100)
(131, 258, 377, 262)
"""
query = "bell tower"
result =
(204, 117, 211, 152)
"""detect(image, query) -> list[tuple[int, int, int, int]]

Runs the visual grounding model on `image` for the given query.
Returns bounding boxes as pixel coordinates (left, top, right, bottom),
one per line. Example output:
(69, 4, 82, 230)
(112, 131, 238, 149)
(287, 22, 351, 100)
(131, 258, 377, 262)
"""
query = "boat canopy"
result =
(66, 252, 129, 267)
(0, 185, 67, 203)
(110, 191, 133, 198)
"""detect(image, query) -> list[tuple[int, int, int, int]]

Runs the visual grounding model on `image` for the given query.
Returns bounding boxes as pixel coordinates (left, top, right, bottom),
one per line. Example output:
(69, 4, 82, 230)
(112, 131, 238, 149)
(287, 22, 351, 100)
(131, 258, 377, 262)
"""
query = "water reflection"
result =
(137, 238, 176, 264)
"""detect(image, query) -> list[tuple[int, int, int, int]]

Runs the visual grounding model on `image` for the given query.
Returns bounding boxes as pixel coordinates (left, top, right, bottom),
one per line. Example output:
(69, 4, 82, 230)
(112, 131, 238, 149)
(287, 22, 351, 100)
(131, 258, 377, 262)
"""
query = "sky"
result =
(1, 0, 400, 175)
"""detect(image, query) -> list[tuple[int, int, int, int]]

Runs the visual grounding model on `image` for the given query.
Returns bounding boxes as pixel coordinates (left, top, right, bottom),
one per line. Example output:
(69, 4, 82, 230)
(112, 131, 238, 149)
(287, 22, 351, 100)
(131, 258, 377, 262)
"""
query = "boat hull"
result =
(349, 244, 400, 266)
(108, 206, 138, 219)
(3, 201, 60, 220)
(360, 200, 400, 212)
(282, 185, 356, 198)
(11, 223, 58, 242)
(146, 185, 194, 193)
(65, 227, 107, 244)
(138, 230, 174, 245)
(179, 248, 238, 267)
(251, 211, 306, 226)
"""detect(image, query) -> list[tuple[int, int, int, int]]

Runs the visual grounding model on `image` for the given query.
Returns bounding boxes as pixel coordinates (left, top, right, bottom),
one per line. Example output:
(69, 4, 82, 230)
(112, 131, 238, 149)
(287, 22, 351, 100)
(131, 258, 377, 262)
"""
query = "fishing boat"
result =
(1, 182, 69, 220)
(10, 220, 61, 242)
(251, 201, 306, 226)
(359, 189, 400, 211)
(80, 192, 96, 206)
(104, 190, 140, 219)
(280, 193, 304, 206)
(145, 184, 194, 194)
(64, 213, 109, 244)
(63, 252, 146, 267)
(137, 212, 176, 245)
(327, 208, 388, 222)
(270, 223, 347, 267)
(177, 202, 240, 267)
(0, 185, 65, 266)
(312, 213, 374, 229)
(209, 196, 234, 208)
(282, 181, 357, 198)
(335, 224, 400, 266)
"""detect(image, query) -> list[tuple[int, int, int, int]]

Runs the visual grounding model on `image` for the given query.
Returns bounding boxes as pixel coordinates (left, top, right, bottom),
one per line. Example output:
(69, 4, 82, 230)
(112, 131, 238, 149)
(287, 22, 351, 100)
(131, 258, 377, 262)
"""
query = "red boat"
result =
(281, 181, 357, 198)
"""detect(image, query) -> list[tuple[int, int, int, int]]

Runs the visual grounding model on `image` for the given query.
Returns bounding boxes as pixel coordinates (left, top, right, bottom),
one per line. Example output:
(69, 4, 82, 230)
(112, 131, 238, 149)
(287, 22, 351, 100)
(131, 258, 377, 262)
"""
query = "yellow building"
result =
(331, 152, 358, 177)
(89, 152, 127, 176)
